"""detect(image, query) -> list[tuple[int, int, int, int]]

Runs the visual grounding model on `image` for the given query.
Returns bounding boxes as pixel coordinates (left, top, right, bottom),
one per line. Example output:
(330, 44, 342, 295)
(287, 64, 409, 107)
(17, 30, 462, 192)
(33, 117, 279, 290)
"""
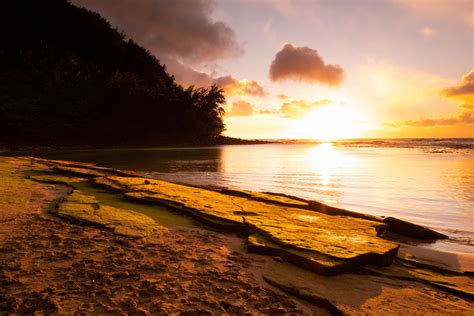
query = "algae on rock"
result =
(56, 189, 164, 238)
(92, 175, 399, 272)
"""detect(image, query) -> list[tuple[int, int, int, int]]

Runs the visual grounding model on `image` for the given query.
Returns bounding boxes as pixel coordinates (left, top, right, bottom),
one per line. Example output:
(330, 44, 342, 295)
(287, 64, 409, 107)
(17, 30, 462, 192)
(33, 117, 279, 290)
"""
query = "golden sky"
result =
(76, 0, 473, 139)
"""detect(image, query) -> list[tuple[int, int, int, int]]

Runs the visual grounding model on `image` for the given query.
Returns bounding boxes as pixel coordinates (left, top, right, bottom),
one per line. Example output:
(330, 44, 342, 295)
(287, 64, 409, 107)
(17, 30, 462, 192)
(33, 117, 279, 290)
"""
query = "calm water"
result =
(7, 139, 473, 252)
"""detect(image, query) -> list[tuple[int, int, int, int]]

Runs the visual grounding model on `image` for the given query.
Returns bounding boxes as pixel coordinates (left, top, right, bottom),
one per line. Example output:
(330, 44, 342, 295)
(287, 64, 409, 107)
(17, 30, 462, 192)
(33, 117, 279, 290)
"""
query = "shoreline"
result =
(0, 156, 473, 314)
(2, 142, 472, 245)
(0, 136, 273, 152)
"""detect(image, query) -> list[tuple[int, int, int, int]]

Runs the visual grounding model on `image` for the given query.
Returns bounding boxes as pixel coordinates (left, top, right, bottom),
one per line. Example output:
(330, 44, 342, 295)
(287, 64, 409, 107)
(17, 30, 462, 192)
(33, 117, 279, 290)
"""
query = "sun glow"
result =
(294, 103, 368, 141)
(307, 142, 356, 194)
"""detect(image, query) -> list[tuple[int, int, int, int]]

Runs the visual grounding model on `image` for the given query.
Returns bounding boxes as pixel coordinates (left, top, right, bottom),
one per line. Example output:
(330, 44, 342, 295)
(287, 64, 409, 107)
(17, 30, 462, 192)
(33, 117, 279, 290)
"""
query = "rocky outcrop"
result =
(89, 175, 399, 274)
(23, 159, 428, 275)
(33, 164, 399, 274)
(383, 217, 448, 240)
(219, 188, 383, 222)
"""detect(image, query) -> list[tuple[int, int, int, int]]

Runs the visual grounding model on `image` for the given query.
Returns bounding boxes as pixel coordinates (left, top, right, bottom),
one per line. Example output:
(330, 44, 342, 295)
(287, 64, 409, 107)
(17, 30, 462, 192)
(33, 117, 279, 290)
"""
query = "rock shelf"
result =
(34, 162, 400, 274)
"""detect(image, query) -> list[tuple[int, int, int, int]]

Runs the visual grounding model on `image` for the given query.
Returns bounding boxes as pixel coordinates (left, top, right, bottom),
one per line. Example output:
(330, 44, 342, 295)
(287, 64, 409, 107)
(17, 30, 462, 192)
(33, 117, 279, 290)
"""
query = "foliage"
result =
(0, 0, 226, 145)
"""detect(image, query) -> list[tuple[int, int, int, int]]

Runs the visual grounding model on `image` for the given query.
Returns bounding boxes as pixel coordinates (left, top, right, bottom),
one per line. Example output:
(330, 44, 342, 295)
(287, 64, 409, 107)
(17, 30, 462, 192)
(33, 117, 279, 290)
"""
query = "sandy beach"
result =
(0, 156, 473, 315)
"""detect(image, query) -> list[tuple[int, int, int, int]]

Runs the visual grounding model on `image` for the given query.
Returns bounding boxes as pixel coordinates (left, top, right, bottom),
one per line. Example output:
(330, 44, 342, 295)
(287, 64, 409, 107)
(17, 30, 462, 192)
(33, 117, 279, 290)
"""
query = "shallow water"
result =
(7, 139, 473, 252)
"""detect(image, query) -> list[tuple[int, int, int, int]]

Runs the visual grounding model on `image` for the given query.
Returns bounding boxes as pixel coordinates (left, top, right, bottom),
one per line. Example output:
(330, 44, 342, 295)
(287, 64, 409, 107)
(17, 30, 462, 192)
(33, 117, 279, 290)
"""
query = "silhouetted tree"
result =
(0, 0, 227, 146)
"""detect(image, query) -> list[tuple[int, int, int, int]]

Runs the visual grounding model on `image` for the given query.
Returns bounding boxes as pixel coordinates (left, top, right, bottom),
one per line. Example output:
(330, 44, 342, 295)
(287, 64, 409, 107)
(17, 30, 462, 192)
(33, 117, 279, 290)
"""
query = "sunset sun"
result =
(296, 103, 367, 141)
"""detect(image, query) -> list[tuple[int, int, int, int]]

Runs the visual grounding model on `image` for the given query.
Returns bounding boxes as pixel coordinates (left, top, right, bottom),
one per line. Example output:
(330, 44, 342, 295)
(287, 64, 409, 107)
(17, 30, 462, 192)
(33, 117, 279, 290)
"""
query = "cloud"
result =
(279, 99, 331, 119)
(215, 76, 267, 97)
(162, 57, 214, 87)
(277, 94, 288, 100)
(420, 27, 436, 38)
(269, 43, 344, 85)
(388, 111, 474, 127)
(162, 58, 266, 97)
(73, 0, 268, 97)
(72, 0, 242, 63)
(441, 70, 474, 104)
(227, 101, 254, 117)
(388, 70, 474, 127)
(225, 98, 333, 119)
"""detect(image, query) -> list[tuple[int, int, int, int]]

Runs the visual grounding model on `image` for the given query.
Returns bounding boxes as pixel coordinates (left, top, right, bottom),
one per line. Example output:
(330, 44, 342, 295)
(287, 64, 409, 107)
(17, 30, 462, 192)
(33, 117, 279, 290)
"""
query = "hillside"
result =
(0, 0, 226, 146)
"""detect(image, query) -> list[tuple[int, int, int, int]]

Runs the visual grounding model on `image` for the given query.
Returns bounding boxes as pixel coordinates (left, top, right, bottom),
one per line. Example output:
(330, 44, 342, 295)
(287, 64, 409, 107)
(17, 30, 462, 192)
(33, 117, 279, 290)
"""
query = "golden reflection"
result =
(308, 143, 354, 189)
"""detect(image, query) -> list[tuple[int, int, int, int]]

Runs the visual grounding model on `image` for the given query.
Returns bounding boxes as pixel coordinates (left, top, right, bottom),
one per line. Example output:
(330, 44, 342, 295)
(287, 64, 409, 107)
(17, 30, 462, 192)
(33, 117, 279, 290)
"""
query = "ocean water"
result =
(8, 138, 473, 252)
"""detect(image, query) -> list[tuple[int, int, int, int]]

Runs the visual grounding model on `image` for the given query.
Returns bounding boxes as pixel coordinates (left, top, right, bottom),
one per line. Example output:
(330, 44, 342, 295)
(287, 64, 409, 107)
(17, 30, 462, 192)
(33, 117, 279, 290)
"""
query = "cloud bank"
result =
(269, 43, 344, 86)
(73, 0, 267, 97)
(73, 0, 241, 63)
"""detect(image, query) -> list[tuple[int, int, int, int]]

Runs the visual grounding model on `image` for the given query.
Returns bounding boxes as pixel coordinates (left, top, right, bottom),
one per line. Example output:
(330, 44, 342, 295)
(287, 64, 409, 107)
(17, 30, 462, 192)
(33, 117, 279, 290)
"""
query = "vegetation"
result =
(0, 0, 226, 146)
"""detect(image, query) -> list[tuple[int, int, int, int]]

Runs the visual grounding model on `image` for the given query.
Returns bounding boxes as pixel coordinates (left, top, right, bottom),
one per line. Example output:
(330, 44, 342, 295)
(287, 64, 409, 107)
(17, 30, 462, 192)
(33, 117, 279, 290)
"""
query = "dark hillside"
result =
(0, 0, 226, 146)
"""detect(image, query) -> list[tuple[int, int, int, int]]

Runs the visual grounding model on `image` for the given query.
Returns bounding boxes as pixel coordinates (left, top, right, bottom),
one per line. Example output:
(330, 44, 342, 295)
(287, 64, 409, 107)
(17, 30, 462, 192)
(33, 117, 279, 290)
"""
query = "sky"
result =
(74, 0, 473, 139)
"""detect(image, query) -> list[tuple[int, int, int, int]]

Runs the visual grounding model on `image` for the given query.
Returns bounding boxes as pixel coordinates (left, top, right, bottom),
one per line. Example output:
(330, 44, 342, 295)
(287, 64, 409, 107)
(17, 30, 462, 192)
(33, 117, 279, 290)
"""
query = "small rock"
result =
(384, 217, 448, 240)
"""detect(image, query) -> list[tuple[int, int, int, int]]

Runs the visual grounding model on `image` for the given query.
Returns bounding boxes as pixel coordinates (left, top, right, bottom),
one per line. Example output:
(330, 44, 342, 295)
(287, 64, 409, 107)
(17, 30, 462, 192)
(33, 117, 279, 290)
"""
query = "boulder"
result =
(383, 217, 448, 240)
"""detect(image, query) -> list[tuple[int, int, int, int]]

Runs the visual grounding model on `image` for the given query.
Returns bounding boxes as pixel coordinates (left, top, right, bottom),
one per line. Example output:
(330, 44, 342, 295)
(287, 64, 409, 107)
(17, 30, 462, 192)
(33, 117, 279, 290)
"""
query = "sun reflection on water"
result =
(308, 142, 356, 190)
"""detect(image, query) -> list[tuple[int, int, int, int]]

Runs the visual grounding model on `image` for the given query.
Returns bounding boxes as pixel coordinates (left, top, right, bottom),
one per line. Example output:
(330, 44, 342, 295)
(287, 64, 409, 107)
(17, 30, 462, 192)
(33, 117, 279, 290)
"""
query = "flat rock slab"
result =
(220, 189, 382, 222)
(220, 188, 310, 208)
(93, 175, 399, 273)
(56, 189, 164, 237)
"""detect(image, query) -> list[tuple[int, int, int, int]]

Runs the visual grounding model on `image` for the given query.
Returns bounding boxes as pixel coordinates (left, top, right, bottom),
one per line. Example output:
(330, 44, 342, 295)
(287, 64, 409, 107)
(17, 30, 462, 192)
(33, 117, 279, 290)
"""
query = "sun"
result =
(295, 103, 368, 141)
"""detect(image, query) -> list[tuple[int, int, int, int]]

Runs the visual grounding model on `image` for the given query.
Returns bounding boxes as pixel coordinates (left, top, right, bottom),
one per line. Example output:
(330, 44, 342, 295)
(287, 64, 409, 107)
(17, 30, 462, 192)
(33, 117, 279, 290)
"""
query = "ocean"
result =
(7, 138, 473, 253)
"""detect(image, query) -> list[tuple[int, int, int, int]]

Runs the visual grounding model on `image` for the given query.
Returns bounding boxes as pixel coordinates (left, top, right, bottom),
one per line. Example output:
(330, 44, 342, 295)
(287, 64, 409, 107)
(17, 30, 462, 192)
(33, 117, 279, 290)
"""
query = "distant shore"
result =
(0, 136, 273, 152)
(0, 156, 473, 314)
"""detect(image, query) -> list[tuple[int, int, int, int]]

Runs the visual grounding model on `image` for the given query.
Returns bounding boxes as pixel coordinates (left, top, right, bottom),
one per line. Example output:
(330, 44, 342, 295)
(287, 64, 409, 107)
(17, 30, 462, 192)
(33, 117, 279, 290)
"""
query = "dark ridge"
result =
(0, 0, 227, 146)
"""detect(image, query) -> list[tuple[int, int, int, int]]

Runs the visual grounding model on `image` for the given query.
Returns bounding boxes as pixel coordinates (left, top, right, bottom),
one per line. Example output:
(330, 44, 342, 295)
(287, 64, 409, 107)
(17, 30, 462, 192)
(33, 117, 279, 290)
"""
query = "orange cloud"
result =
(269, 43, 344, 86)
(227, 101, 254, 117)
(162, 58, 266, 97)
(388, 111, 474, 127)
(280, 99, 331, 119)
(441, 69, 474, 109)
(389, 70, 474, 127)
(215, 76, 267, 97)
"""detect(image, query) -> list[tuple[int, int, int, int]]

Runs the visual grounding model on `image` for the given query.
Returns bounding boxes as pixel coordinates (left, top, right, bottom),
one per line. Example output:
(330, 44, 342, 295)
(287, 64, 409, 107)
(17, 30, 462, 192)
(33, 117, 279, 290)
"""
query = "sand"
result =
(0, 214, 317, 315)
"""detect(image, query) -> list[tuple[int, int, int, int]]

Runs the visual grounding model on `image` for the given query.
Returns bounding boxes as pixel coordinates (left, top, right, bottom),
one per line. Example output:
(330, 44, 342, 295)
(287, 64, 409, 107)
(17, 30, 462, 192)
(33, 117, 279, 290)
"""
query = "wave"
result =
(332, 138, 474, 151)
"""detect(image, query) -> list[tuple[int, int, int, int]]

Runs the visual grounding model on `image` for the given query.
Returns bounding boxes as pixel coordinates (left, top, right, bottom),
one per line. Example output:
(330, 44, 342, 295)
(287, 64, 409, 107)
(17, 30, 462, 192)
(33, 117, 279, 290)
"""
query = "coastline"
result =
(0, 156, 473, 314)
(0, 136, 272, 152)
